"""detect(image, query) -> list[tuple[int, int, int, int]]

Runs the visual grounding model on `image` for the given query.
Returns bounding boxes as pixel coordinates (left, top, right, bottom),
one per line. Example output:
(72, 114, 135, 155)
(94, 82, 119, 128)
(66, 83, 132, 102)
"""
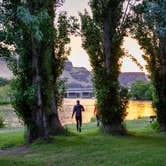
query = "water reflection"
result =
(125, 100, 156, 120)
(0, 99, 156, 127)
(59, 99, 156, 124)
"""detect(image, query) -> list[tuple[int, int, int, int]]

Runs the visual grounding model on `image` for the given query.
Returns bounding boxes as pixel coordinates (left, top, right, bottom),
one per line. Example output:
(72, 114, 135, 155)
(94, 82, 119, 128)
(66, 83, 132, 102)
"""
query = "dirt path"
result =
(0, 144, 28, 155)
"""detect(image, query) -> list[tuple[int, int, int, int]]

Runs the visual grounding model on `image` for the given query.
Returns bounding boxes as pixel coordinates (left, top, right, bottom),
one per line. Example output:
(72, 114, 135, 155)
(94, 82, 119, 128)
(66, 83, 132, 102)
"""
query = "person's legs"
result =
(76, 117, 79, 131)
(96, 115, 100, 126)
(76, 116, 82, 132)
(79, 116, 82, 132)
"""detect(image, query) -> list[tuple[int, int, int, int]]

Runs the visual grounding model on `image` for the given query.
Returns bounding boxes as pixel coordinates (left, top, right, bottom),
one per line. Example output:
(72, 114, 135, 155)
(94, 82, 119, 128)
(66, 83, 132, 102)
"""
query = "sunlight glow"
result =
(59, 0, 147, 73)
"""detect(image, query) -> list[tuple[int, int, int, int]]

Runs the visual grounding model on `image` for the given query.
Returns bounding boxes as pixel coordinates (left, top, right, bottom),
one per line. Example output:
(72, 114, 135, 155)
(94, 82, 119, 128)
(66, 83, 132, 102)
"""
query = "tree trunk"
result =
(27, 36, 49, 143)
(158, 38, 166, 131)
(25, 1, 64, 142)
(49, 87, 64, 135)
(101, 3, 126, 134)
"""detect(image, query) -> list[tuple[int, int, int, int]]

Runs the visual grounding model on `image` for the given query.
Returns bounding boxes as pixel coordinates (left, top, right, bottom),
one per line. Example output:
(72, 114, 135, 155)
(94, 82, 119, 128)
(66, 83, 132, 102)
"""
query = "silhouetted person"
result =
(72, 100, 85, 132)
(94, 103, 100, 126)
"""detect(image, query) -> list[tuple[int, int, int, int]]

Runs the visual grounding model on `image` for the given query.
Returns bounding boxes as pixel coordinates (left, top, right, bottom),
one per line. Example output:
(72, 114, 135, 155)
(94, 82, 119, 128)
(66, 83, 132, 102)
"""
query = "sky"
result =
(58, 0, 146, 73)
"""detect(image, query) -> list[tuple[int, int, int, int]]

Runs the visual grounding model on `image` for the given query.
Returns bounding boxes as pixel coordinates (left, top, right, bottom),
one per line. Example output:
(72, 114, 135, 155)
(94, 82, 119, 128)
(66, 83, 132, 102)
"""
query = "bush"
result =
(0, 114, 5, 128)
(151, 120, 159, 131)
(0, 99, 10, 105)
(0, 84, 11, 105)
(90, 116, 96, 122)
(130, 80, 153, 100)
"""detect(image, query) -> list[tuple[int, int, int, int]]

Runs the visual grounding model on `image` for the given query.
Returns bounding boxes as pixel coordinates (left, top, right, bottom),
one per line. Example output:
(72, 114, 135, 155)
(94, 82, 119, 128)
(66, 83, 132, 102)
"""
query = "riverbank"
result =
(0, 99, 156, 128)
(0, 119, 166, 166)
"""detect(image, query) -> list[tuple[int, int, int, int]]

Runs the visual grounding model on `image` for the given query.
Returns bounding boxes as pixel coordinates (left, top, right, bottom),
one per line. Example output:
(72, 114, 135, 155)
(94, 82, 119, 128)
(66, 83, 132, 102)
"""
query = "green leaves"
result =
(138, 0, 166, 38)
(16, 6, 51, 41)
(131, 1, 166, 128)
(80, 1, 129, 132)
(130, 80, 153, 100)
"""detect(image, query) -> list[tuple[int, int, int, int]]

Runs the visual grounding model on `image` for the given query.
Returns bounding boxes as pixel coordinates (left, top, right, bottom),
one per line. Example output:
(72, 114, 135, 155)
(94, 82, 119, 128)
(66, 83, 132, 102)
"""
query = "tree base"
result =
(102, 123, 127, 135)
(49, 126, 66, 136)
(159, 123, 166, 132)
(26, 125, 65, 144)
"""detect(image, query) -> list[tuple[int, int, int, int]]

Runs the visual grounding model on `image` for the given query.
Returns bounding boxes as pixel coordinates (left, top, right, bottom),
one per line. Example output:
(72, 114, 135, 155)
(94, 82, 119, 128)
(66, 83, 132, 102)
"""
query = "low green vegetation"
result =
(0, 130, 24, 149)
(0, 84, 11, 105)
(0, 120, 166, 166)
(130, 80, 153, 100)
(0, 113, 5, 128)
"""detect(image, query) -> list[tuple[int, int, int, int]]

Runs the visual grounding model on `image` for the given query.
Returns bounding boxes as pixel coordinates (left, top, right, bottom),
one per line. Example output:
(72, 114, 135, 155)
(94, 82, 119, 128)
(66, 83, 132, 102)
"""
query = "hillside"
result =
(60, 60, 92, 88)
(61, 60, 148, 89)
(0, 58, 148, 88)
(119, 72, 148, 88)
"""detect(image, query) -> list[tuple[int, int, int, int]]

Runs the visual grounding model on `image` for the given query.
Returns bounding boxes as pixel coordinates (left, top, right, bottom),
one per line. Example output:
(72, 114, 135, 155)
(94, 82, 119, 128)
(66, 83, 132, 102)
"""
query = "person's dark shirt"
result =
(72, 104, 84, 117)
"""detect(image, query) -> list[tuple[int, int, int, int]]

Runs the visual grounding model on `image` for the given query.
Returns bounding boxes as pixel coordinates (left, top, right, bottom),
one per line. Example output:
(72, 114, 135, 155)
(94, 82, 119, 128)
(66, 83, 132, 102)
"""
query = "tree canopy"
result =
(130, 80, 153, 100)
(131, 0, 166, 131)
(0, 0, 78, 142)
(80, 0, 134, 134)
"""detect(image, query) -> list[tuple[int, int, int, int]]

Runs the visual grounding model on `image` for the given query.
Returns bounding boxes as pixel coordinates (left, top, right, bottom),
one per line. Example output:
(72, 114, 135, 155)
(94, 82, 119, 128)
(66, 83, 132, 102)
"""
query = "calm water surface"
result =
(59, 99, 156, 124)
(0, 99, 156, 127)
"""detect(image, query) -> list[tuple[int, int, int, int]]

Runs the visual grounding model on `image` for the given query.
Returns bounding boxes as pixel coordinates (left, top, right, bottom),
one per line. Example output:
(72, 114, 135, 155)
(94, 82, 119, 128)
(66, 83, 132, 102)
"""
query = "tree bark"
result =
(102, 3, 126, 134)
(27, 36, 49, 143)
(26, 0, 64, 142)
(158, 38, 166, 131)
(49, 87, 64, 135)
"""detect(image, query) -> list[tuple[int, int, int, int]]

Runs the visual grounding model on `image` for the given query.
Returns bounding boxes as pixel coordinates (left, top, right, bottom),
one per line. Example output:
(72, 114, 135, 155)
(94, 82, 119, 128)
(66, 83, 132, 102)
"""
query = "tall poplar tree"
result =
(0, 0, 77, 142)
(132, 0, 166, 131)
(80, 0, 135, 134)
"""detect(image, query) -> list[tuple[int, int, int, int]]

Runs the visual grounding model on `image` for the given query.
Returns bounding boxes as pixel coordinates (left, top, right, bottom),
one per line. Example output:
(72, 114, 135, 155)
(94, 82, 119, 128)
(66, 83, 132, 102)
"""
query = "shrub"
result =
(0, 84, 11, 105)
(130, 80, 153, 100)
(90, 117, 96, 122)
(0, 114, 5, 128)
(0, 99, 10, 105)
(151, 120, 159, 131)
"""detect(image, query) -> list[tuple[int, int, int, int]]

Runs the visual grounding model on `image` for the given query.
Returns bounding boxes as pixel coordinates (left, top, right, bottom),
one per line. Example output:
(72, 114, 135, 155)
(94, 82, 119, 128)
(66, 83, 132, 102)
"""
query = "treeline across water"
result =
(130, 80, 154, 100)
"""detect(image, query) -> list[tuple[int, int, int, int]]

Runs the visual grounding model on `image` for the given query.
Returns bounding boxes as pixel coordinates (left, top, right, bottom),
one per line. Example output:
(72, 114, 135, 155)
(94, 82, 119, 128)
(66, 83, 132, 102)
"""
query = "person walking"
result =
(72, 100, 85, 132)
(94, 103, 100, 127)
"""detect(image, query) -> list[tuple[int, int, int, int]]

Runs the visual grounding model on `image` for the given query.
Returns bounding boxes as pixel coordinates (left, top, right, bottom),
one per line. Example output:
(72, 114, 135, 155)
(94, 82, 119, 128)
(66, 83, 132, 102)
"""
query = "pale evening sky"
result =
(58, 0, 146, 73)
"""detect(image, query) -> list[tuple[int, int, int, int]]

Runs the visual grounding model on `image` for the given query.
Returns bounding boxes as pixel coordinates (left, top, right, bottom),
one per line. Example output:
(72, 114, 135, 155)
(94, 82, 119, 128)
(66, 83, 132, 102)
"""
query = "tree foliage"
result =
(80, 0, 132, 134)
(0, 0, 78, 142)
(130, 80, 153, 100)
(0, 113, 5, 128)
(131, 0, 166, 131)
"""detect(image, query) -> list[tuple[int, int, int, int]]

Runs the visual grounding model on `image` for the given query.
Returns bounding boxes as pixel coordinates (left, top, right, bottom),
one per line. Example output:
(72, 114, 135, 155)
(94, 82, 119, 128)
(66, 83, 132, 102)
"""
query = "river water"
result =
(0, 99, 156, 127)
(59, 99, 156, 125)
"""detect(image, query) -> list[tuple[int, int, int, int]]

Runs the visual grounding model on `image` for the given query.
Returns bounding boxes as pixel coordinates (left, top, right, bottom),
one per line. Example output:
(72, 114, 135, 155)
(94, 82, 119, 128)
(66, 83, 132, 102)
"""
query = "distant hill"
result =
(119, 72, 148, 88)
(60, 60, 92, 88)
(0, 58, 148, 88)
(61, 60, 148, 89)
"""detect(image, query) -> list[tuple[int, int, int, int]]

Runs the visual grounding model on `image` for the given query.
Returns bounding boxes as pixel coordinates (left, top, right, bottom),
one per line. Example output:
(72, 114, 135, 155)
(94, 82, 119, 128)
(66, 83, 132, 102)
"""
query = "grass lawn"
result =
(0, 130, 24, 149)
(0, 119, 166, 166)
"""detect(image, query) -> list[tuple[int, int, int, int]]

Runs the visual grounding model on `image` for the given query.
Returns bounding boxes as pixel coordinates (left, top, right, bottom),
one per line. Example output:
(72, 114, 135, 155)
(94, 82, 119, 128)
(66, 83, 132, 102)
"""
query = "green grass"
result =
(0, 129, 24, 149)
(0, 120, 166, 166)
(125, 118, 155, 133)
